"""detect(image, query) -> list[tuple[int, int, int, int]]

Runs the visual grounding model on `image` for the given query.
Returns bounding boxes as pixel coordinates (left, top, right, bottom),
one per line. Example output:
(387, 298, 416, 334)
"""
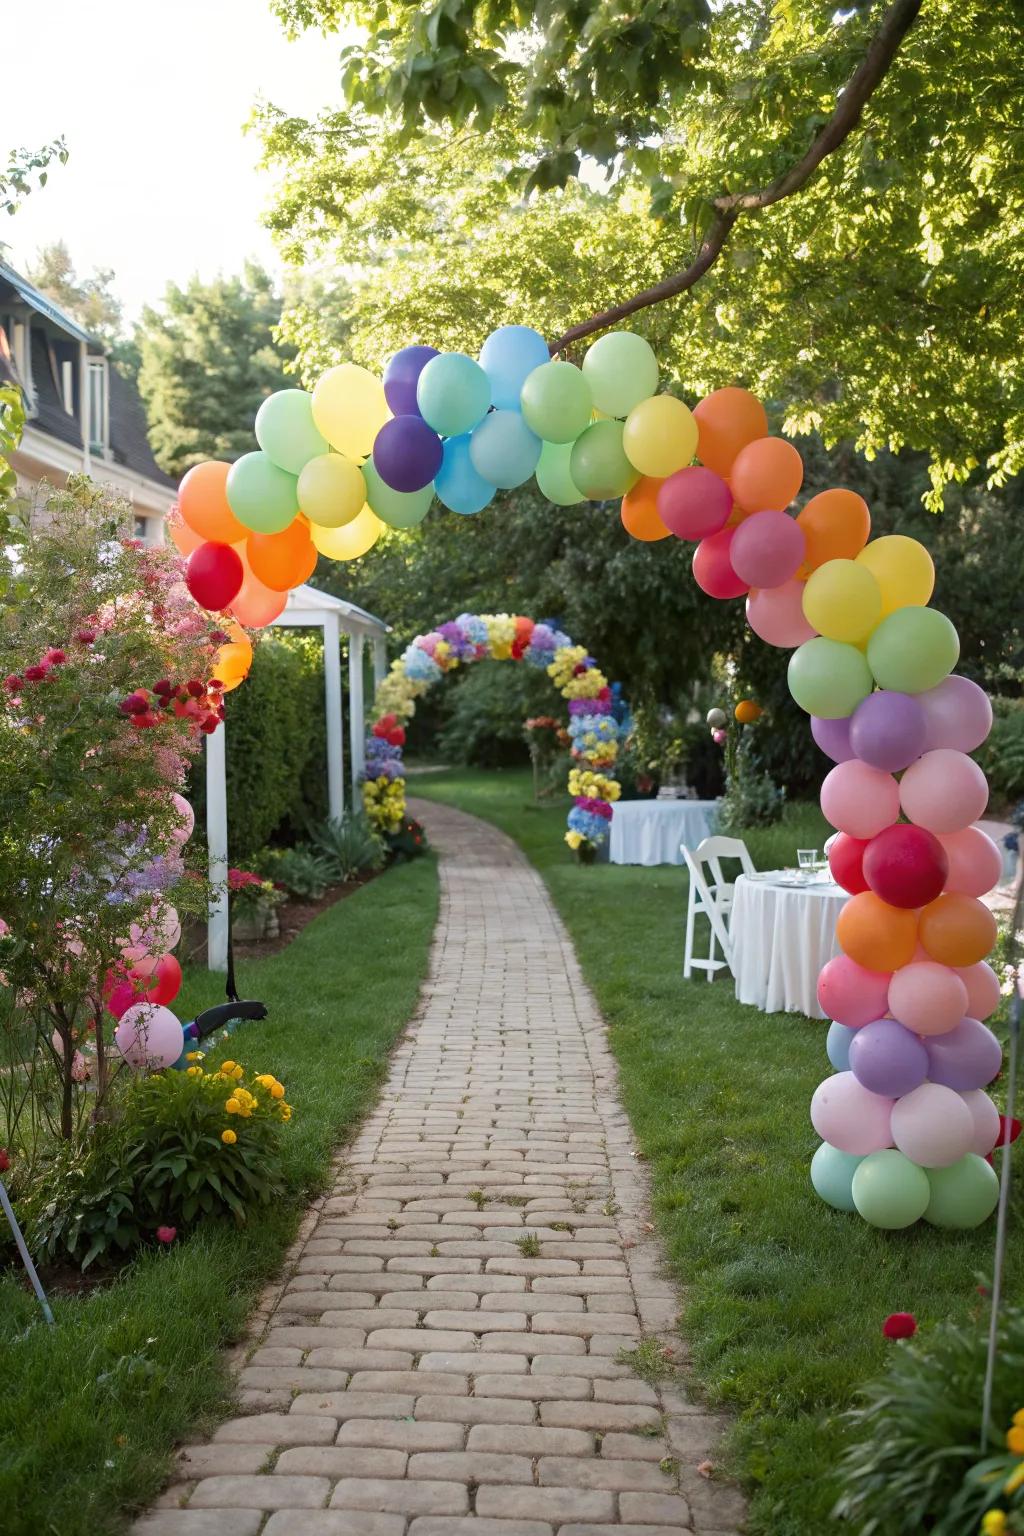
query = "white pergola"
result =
(205, 584, 391, 971)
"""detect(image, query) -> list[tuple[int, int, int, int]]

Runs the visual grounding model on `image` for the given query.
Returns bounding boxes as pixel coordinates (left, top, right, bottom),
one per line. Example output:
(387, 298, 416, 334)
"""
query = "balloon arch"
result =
(362, 614, 624, 855)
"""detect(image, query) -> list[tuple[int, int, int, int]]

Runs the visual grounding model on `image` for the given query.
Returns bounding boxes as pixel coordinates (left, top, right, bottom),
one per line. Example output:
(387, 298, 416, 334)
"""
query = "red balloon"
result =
(692, 526, 750, 600)
(828, 834, 870, 895)
(862, 823, 949, 910)
(186, 542, 244, 611)
(150, 954, 183, 1006)
(657, 466, 732, 541)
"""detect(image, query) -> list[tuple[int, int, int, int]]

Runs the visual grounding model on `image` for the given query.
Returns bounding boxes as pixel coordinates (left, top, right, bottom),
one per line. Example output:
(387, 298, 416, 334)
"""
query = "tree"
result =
(1, 139, 67, 220)
(28, 240, 123, 346)
(135, 265, 292, 479)
(260, 0, 1024, 502)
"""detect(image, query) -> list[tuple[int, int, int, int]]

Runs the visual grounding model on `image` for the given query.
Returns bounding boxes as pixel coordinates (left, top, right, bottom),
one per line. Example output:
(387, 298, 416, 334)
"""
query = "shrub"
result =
(980, 699, 1024, 808)
(310, 815, 386, 882)
(260, 846, 334, 901)
(718, 734, 786, 833)
(21, 1055, 293, 1270)
(437, 660, 554, 767)
(386, 817, 429, 862)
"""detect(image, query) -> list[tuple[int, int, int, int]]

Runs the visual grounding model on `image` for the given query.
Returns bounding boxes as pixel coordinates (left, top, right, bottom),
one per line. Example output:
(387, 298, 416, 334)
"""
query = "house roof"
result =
(280, 584, 391, 637)
(0, 258, 95, 344)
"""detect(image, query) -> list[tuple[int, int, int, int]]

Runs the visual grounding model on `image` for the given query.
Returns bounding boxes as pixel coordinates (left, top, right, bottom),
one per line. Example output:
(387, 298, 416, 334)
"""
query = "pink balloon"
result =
(106, 980, 138, 1021)
(130, 953, 159, 979)
(899, 749, 989, 834)
(810, 1071, 894, 1155)
(888, 960, 968, 1036)
(171, 793, 195, 846)
(961, 1088, 1000, 1156)
(114, 1003, 184, 1069)
(124, 902, 181, 963)
(890, 1082, 974, 1167)
(955, 961, 1002, 1021)
(730, 510, 806, 589)
(920, 675, 993, 753)
(657, 466, 732, 541)
(746, 580, 817, 648)
(820, 760, 901, 840)
(692, 526, 749, 600)
(938, 827, 1003, 897)
(817, 955, 891, 1027)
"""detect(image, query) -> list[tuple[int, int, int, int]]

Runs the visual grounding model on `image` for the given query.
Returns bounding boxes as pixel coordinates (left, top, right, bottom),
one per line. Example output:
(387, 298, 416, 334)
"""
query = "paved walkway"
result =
(136, 800, 745, 1536)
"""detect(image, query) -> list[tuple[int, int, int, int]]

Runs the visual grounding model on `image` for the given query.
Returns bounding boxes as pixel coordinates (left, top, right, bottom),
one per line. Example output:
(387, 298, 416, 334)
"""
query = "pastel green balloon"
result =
(582, 331, 658, 418)
(787, 636, 873, 718)
(520, 361, 592, 444)
(255, 389, 329, 476)
(536, 441, 584, 506)
(416, 352, 490, 437)
(226, 451, 300, 534)
(924, 1154, 999, 1229)
(811, 1142, 864, 1213)
(570, 421, 641, 501)
(362, 460, 433, 530)
(852, 1149, 931, 1229)
(866, 606, 960, 693)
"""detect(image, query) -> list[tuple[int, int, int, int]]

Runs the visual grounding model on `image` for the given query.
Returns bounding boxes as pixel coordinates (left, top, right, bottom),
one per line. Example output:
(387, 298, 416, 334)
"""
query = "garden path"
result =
(134, 799, 746, 1536)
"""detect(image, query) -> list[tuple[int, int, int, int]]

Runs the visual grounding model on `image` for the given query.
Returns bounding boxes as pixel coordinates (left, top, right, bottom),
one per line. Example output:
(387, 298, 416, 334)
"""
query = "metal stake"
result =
(0, 1176, 54, 1326)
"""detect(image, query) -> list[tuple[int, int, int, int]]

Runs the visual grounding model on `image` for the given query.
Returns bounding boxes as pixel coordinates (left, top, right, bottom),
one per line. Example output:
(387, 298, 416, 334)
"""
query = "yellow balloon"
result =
(311, 364, 390, 461)
(622, 395, 698, 478)
(311, 504, 384, 561)
(855, 535, 935, 618)
(802, 558, 882, 644)
(298, 452, 366, 528)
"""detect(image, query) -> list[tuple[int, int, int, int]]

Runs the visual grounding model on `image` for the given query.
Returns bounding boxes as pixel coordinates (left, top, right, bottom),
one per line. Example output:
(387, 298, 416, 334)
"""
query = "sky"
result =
(2, 0, 348, 319)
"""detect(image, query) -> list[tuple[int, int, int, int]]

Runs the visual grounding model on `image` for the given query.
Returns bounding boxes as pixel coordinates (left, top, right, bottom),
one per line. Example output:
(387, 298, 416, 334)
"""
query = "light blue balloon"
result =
(827, 1020, 855, 1072)
(479, 325, 551, 410)
(435, 434, 495, 516)
(469, 410, 542, 489)
(416, 353, 490, 437)
(811, 1142, 864, 1213)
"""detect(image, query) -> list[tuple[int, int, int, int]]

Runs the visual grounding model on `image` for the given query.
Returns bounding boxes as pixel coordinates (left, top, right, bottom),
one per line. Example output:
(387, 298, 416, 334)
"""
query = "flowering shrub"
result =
(386, 817, 429, 862)
(228, 867, 283, 918)
(364, 613, 625, 858)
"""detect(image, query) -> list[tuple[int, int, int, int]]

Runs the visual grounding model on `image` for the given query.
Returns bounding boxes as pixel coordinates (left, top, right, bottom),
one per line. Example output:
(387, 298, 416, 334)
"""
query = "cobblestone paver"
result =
(134, 799, 745, 1535)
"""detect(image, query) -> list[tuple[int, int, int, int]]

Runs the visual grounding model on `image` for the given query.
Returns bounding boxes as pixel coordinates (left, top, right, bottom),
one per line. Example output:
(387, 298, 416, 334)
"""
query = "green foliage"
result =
(310, 813, 386, 881)
(385, 815, 429, 862)
(260, 845, 334, 900)
(27, 240, 123, 345)
(832, 1302, 1024, 1535)
(436, 659, 553, 767)
(719, 734, 786, 834)
(979, 701, 1024, 807)
(1, 139, 67, 218)
(135, 263, 291, 477)
(0, 379, 25, 512)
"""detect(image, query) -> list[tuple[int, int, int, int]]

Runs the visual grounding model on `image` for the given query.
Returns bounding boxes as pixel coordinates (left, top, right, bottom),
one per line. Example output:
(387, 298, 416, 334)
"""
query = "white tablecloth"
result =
(730, 872, 848, 1017)
(609, 798, 719, 866)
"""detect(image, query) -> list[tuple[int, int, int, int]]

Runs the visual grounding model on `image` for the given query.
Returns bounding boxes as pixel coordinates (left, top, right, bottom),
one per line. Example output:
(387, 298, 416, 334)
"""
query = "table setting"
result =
(730, 849, 848, 1017)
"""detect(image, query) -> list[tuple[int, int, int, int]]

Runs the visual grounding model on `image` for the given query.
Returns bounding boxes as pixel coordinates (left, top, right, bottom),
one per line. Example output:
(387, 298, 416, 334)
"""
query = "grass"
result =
(0, 853, 438, 1536)
(412, 767, 1022, 1536)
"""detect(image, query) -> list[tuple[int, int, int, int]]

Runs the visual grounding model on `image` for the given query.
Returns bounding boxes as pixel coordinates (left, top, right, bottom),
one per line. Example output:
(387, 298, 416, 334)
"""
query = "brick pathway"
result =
(135, 799, 745, 1536)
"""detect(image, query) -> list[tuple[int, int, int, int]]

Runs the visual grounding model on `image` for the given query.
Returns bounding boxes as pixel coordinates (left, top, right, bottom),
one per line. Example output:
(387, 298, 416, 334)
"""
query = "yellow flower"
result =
(281, 1105, 292, 1121)
(186, 1066, 203, 1078)
(255, 1074, 275, 1089)
(234, 1087, 254, 1105)
(221, 1060, 236, 1073)
(565, 830, 583, 850)
(231, 1064, 244, 1081)
(1014, 1409, 1024, 1427)
(221, 1129, 237, 1145)
(225, 1098, 241, 1114)
(186, 1050, 204, 1062)
(983, 1510, 1009, 1535)
(1005, 1462, 1024, 1496)
(1008, 1426, 1024, 1456)
(270, 1082, 285, 1099)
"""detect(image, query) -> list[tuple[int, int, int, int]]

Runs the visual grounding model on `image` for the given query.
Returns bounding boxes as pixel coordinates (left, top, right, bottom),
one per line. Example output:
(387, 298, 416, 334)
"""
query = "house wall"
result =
(12, 428, 171, 544)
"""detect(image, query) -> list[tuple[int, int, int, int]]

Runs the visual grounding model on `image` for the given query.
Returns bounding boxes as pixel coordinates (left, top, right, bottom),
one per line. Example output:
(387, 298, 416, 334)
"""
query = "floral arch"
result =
(362, 614, 624, 855)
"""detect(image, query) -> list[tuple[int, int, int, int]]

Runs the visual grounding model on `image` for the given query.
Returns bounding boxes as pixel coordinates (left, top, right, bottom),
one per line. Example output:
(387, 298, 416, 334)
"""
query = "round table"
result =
(730, 872, 848, 1017)
(608, 798, 720, 866)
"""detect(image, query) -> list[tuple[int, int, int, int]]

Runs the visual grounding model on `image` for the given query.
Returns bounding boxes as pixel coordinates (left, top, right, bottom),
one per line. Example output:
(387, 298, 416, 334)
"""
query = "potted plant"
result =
(228, 868, 284, 942)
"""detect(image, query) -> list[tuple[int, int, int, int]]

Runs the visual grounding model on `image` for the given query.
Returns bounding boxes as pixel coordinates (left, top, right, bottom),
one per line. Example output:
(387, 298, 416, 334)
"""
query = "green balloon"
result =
(536, 441, 584, 506)
(866, 606, 960, 693)
(570, 421, 641, 501)
(852, 1150, 931, 1229)
(362, 460, 433, 529)
(811, 1142, 864, 1212)
(924, 1154, 999, 1229)
(255, 389, 329, 476)
(582, 331, 659, 418)
(226, 451, 300, 533)
(520, 361, 592, 444)
(787, 637, 873, 718)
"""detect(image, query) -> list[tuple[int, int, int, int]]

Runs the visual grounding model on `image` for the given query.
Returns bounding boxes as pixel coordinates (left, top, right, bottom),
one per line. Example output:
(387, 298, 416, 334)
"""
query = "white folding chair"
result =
(682, 835, 756, 981)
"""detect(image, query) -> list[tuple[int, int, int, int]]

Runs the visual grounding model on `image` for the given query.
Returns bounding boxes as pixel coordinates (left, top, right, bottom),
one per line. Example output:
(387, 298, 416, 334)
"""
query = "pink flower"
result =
(0, 1148, 9, 1174)
(156, 1226, 177, 1245)
(44, 648, 67, 666)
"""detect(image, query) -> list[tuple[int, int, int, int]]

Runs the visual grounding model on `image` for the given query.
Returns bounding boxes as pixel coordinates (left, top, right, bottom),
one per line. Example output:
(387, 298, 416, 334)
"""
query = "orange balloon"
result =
(229, 549, 287, 628)
(730, 437, 804, 513)
(212, 620, 253, 693)
(621, 477, 670, 541)
(166, 506, 204, 556)
(836, 892, 918, 972)
(734, 700, 762, 724)
(246, 523, 318, 592)
(796, 489, 871, 571)
(693, 388, 768, 478)
(918, 893, 997, 968)
(726, 501, 758, 528)
(178, 461, 249, 545)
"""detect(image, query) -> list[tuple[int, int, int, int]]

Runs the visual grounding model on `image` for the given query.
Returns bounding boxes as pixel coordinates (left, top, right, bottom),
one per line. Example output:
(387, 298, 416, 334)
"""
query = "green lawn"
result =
(411, 768, 1021, 1536)
(0, 853, 438, 1536)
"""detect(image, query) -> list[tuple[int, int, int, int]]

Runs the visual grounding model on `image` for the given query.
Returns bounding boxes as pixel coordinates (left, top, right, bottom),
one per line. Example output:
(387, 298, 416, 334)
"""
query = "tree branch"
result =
(549, 0, 922, 354)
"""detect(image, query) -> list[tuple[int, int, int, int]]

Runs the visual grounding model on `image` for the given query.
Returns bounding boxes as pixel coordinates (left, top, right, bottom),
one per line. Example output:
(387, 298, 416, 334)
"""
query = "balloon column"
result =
(644, 386, 1004, 1233)
(364, 615, 623, 857)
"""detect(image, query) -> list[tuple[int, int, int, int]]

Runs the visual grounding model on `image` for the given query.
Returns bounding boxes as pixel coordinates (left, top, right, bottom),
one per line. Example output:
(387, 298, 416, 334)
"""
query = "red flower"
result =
(882, 1313, 917, 1340)
(0, 1148, 9, 1174)
(156, 1226, 177, 1244)
(4, 674, 22, 691)
(74, 629, 96, 645)
(44, 648, 67, 666)
(24, 664, 49, 682)
(186, 679, 205, 698)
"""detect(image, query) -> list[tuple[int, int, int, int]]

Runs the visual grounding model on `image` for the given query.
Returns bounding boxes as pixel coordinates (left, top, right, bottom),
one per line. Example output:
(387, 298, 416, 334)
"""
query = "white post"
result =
(206, 721, 229, 973)
(323, 612, 344, 823)
(348, 632, 366, 812)
(372, 635, 387, 690)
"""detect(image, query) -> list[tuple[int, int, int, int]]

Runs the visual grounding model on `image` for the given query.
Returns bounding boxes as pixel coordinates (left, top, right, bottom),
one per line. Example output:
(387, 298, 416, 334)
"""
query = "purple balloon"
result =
(849, 690, 927, 772)
(925, 1017, 1002, 1091)
(373, 415, 444, 493)
(919, 674, 993, 754)
(849, 1018, 930, 1097)
(383, 345, 439, 418)
(811, 714, 855, 764)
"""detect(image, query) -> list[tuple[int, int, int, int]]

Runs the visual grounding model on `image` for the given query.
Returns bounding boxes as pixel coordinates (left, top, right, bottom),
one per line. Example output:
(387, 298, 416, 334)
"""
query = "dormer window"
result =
(87, 358, 108, 455)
